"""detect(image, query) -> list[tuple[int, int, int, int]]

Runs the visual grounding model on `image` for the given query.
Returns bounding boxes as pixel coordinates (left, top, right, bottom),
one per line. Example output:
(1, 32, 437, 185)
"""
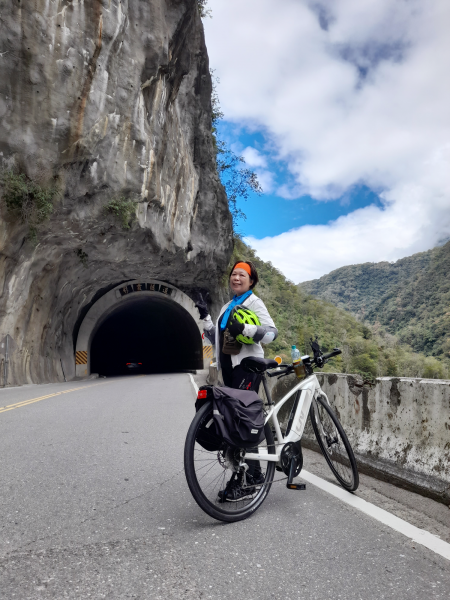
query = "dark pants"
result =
(222, 363, 262, 479)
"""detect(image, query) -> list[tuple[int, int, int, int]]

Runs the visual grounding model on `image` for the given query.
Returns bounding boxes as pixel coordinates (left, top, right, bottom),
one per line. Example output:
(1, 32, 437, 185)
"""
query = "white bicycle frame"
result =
(244, 372, 330, 463)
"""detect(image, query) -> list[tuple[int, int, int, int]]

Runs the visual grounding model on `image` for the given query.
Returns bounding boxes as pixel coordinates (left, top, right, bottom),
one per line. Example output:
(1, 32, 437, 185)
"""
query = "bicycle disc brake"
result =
(280, 441, 303, 477)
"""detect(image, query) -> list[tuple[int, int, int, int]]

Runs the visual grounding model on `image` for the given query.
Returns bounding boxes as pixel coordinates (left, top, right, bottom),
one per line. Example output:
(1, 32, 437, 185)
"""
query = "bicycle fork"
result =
(313, 395, 339, 452)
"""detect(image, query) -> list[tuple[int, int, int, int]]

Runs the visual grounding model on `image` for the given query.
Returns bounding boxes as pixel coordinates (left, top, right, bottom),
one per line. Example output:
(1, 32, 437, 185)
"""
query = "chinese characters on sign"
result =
(118, 283, 173, 297)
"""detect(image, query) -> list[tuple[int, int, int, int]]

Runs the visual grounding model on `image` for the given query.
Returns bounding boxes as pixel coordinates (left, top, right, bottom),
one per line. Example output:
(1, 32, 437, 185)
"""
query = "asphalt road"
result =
(0, 374, 449, 599)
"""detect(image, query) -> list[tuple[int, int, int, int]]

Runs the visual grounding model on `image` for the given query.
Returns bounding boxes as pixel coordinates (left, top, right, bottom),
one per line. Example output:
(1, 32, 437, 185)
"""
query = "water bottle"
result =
(291, 345, 300, 363)
(291, 345, 305, 379)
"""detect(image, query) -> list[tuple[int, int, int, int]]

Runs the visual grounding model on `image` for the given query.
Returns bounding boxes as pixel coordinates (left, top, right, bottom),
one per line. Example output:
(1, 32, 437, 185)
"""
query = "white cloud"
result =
(276, 183, 304, 200)
(254, 169, 275, 194)
(247, 146, 450, 282)
(239, 146, 276, 193)
(241, 147, 267, 168)
(204, 0, 450, 281)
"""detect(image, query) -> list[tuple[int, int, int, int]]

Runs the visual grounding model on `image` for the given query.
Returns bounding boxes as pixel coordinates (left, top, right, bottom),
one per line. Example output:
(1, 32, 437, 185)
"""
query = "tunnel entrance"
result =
(90, 296, 202, 376)
(74, 280, 208, 378)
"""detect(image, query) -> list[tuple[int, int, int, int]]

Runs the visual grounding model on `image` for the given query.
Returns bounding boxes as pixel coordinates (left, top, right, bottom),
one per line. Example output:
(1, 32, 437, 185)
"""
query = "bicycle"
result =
(184, 340, 359, 522)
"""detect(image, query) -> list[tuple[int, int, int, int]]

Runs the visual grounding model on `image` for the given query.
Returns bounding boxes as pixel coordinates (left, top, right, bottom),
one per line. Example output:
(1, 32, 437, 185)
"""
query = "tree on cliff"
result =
(210, 74, 262, 231)
(197, 0, 212, 19)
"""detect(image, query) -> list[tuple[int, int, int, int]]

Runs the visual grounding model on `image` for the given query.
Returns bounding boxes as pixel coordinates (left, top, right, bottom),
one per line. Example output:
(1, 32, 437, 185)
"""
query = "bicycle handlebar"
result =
(321, 348, 342, 361)
(266, 364, 293, 378)
(266, 348, 342, 377)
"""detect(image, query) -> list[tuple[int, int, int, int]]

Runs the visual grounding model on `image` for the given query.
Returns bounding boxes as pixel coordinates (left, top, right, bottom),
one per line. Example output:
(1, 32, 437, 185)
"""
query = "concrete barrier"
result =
(314, 373, 450, 505)
(208, 363, 450, 504)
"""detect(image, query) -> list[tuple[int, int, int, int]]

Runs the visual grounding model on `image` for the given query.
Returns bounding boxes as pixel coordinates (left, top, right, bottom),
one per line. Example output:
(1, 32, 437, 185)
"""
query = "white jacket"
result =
(203, 294, 278, 373)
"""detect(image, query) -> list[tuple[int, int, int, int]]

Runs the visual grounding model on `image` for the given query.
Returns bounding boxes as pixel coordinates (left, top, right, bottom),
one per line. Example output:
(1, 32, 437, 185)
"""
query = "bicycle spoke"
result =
(195, 458, 224, 483)
(192, 457, 219, 472)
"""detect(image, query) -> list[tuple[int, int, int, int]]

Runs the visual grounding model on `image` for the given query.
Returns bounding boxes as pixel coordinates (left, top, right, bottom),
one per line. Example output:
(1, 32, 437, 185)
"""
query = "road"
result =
(0, 374, 449, 599)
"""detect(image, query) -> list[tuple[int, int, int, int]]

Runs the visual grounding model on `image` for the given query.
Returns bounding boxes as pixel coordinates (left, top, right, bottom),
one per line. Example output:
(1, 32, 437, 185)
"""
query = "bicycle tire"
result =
(184, 401, 276, 523)
(309, 395, 359, 492)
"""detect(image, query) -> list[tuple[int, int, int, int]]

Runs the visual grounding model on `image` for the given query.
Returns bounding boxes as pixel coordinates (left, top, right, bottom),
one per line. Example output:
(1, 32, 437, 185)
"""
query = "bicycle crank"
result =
(280, 442, 306, 491)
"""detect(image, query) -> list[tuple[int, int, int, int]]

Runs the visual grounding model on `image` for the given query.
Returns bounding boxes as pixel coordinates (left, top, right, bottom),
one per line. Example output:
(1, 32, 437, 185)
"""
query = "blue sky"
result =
(218, 121, 383, 238)
(204, 1, 450, 282)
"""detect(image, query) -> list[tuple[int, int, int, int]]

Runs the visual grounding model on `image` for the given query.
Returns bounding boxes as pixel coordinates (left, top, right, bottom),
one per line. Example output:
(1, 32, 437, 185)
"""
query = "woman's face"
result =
(230, 267, 254, 295)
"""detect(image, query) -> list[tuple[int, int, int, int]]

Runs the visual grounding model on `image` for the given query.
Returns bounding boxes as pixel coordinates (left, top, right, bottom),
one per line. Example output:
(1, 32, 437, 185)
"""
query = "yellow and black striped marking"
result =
(202, 346, 213, 359)
(75, 350, 88, 365)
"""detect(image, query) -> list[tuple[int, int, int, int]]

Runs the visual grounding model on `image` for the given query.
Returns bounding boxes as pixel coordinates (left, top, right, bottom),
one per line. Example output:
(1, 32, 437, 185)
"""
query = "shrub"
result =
(349, 353, 378, 378)
(104, 197, 137, 230)
(1, 170, 59, 240)
(74, 248, 88, 268)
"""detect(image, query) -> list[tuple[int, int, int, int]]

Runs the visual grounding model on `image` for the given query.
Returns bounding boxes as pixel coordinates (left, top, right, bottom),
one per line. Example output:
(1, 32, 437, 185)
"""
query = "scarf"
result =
(220, 290, 253, 331)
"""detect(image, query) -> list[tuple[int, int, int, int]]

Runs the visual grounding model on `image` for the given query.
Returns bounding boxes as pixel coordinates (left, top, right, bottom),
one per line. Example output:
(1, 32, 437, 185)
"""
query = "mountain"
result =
(226, 239, 448, 379)
(298, 241, 450, 360)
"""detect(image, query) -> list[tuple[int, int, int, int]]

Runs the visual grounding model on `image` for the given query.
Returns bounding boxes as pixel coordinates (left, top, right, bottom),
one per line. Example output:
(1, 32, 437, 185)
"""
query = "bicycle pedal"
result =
(286, 482, 306, 491)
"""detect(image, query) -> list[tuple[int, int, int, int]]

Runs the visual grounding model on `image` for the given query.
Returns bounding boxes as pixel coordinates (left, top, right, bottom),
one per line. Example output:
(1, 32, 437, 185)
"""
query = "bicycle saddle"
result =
(240, 356, 279, 374)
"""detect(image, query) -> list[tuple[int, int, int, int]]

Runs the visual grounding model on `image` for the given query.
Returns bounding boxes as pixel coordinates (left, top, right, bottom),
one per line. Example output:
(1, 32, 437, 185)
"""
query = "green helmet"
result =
(229, 305, 261, 344)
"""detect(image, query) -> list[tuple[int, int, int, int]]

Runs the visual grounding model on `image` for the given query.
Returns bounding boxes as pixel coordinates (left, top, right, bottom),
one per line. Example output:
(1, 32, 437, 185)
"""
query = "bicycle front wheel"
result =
(184, 402, 276, 523)
(309, 395, 359, 492)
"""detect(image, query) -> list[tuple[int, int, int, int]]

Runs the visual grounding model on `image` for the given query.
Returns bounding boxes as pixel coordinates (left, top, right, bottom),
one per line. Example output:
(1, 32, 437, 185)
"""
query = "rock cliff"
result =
(0, 0, 232, 384)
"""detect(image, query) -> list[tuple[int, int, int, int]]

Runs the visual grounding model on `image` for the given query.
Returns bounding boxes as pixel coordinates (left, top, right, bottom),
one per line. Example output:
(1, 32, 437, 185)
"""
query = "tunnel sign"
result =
(117, 283, 173, 297)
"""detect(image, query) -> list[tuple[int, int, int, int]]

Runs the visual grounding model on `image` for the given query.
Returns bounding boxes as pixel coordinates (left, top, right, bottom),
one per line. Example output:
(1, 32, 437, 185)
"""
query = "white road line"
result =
(188, 373, 199, 394)
(301, 470, 450, 561)
(187, 373, 450, 561)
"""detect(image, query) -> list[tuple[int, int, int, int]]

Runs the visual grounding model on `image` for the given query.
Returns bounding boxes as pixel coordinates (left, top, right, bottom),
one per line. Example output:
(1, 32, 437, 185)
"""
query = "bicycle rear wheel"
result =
(309, 395, 359, 492)
(184, 402, 276, 523)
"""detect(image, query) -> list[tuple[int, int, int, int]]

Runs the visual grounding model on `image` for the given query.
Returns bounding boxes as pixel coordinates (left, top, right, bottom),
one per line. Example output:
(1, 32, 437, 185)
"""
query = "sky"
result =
(203, 0, 450, 283)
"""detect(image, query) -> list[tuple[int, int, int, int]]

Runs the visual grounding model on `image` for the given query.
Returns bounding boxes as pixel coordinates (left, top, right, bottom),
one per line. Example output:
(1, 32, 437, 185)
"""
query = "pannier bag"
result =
(213, 386, 265, 448)
(196, 385, 265, 449)
(195, 386, 224, 451)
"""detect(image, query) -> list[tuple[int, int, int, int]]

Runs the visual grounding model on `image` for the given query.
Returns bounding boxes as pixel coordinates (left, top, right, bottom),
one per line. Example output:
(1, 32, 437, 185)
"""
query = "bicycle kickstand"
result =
(286, 457, 306, 491)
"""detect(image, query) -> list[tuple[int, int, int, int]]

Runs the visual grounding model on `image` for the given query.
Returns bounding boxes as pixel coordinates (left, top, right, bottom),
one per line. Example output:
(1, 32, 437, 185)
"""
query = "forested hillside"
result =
(225, 239, 448, 379)
(299, 246, 437, 317)
(298, 241, 450, 361)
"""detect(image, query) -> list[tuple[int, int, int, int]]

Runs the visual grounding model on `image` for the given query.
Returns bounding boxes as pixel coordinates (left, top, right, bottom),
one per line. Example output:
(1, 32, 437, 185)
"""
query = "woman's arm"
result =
(195, 297, 217, 345)
(245, 323, 278, 344)
(202, 315, 216, 345)
(228, 297, 278, 344)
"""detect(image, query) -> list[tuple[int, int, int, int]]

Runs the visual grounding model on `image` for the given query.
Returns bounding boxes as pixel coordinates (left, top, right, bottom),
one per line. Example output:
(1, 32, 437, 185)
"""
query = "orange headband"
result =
(233, 262, 252, 276)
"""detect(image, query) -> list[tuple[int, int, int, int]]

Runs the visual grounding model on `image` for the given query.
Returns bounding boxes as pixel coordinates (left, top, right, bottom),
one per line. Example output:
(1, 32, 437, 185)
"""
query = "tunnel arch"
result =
(75, 280, 211, 377)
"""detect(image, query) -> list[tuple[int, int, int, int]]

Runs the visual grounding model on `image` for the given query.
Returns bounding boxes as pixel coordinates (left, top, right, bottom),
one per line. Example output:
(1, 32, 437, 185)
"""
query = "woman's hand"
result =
(195, 298, 209, 320)
(227, 320, 244, 338)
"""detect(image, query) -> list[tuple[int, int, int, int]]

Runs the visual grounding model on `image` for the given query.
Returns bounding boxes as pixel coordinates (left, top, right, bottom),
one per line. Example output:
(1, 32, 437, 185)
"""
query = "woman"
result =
(196, 260, 278, 390)
(195, 260, 278, 501)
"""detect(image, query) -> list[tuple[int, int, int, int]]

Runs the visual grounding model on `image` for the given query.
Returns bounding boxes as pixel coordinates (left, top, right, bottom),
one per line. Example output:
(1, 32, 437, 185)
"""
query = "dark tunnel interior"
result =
(90, 296, 203, 376)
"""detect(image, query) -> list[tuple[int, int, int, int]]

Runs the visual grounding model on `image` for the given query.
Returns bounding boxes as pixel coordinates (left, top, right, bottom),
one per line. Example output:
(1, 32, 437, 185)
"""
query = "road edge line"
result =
(301, 469, 450, 561)
(188, 373, 199, 395)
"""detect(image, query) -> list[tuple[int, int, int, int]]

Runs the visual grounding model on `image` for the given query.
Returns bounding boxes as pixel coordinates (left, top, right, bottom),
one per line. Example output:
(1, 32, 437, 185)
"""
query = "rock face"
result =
(0, 0, 232, 384)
